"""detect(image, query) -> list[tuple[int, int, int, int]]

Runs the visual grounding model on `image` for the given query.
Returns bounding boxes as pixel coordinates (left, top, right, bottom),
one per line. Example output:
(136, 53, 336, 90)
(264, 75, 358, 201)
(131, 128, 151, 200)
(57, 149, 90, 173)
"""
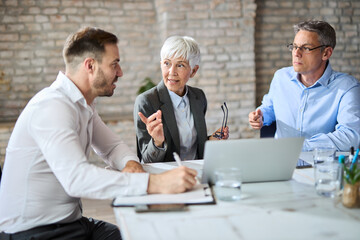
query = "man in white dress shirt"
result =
(0, 27, 197, 240)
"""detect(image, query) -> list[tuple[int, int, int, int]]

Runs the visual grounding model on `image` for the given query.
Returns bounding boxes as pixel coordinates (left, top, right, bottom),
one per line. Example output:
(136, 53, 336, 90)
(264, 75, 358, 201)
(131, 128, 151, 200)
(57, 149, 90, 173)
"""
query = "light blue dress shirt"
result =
(168, 87, 198, 160)
(259, 62, 360, 151)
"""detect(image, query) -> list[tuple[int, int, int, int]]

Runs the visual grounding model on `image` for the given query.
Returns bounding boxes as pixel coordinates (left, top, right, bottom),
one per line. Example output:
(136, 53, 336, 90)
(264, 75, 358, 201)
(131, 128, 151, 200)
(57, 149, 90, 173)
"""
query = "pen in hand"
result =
(173, 152, 200, 184)
(173, 152, 182, 166)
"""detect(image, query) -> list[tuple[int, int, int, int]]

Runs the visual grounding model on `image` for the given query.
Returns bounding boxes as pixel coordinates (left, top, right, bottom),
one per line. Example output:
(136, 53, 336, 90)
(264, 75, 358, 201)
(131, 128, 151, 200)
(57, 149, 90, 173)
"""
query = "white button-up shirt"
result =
(0, 72, 149, 233)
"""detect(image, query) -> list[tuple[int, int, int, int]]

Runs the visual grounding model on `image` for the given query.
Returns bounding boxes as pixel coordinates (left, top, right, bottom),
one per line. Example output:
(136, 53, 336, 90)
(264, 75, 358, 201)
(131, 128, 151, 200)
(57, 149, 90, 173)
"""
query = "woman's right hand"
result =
(138, 110, 165, 147)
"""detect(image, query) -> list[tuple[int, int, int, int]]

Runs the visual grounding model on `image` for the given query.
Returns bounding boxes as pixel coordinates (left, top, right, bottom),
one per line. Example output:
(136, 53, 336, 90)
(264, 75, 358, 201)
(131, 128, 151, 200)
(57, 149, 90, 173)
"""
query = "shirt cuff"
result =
(258, 107, 271, 126)
(122, 172, 149, 196)
(152, 138, 167, 151)
(115, 155, 140, 170)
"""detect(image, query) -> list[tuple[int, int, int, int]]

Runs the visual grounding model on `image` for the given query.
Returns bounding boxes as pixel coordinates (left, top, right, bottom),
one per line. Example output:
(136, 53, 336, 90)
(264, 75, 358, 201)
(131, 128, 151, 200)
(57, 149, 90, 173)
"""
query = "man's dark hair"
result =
(63, 27, 118, 70)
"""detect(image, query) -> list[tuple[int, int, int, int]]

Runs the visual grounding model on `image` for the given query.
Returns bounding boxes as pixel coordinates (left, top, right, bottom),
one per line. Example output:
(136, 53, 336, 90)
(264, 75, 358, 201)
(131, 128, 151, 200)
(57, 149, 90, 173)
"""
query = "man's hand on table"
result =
(122, 160, 146, 173)
(147, 166, 198, 194)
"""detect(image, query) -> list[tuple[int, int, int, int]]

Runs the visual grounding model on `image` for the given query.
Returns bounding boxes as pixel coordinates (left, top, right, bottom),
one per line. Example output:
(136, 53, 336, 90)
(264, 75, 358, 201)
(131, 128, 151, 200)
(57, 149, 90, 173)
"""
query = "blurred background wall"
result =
(0, 0, 359, 166)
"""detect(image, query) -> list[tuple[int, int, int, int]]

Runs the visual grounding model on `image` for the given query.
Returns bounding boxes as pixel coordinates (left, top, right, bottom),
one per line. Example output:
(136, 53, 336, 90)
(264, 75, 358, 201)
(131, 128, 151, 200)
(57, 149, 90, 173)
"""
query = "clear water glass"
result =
(214, 168, 242, 201)
(313, 146, 335, 165)
(314, 161, 340, 198)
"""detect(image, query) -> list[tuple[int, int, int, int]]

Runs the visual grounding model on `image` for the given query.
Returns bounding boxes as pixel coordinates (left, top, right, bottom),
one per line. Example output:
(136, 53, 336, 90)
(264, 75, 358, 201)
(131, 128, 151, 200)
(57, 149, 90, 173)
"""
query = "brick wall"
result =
(0, 0, 162, 122)
(1, 0, 359, 167)
(0, 123, 13, 167)
(255, 0, 360, 106)
(0, 0, 257, 166)
(153, 0, 257, 139)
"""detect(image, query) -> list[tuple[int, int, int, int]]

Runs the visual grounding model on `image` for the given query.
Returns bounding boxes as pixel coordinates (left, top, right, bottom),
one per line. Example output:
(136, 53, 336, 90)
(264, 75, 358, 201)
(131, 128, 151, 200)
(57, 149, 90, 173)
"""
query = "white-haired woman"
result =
(134, 36, 228, 163)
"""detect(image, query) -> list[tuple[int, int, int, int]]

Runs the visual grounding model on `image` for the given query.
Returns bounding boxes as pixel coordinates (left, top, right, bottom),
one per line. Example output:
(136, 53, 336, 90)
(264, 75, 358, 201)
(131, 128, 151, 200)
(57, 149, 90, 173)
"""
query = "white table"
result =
(113, 159, 360, 240)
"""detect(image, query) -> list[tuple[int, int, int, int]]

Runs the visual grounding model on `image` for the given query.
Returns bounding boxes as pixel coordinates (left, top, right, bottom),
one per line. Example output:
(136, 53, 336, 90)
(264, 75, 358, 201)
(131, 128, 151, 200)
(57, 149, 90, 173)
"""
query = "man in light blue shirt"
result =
(249, 20, 360, 151)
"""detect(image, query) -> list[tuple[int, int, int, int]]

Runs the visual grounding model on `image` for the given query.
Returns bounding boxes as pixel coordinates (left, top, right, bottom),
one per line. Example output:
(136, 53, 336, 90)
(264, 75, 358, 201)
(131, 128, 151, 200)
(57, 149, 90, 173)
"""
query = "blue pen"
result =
(350, 146, 360, 171)
(338, 155, 345, 190)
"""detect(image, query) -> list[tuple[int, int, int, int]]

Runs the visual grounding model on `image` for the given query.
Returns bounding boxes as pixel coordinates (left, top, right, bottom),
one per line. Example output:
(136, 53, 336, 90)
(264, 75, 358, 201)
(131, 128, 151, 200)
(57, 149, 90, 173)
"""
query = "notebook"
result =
(112, 161, 215, 207)
(201, 137, 304, 184)
(112, 183, 214, 207)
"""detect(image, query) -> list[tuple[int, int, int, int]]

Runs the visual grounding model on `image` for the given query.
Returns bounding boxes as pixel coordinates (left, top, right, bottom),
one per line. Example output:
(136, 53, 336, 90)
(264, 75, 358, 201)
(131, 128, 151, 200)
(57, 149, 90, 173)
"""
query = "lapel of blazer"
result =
(188, 87, 207, 154)
(157, 81, 181, 153)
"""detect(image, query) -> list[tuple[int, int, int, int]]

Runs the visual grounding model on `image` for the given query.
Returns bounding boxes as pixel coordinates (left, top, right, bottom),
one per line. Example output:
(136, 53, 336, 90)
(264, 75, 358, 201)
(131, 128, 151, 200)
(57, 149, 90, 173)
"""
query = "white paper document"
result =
(142, 160, 204, 177)
(112, 160, 213, 206)
(112, 183, 214, 206)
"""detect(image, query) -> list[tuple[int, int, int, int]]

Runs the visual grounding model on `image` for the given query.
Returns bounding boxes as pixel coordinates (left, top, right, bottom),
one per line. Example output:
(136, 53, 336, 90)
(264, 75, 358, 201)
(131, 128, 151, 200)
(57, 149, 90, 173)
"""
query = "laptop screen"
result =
(201, 137, 304, 184)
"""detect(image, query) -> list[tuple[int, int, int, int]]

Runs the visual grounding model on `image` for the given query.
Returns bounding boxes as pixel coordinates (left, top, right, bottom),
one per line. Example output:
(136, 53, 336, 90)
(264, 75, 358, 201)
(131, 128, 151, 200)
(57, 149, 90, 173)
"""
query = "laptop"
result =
(201, 137, 304, 184)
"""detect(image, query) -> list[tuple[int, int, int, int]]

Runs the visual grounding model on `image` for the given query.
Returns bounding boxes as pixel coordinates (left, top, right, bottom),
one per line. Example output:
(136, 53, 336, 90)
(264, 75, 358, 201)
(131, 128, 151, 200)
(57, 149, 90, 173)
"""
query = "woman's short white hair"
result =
(160, 36, 201, 69)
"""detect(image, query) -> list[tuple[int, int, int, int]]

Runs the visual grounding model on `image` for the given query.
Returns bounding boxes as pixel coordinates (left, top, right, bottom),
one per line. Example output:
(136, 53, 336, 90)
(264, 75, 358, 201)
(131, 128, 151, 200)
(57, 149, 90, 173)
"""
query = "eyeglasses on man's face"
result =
(287, 43, 327, 53)
(213, 102, 228, 139)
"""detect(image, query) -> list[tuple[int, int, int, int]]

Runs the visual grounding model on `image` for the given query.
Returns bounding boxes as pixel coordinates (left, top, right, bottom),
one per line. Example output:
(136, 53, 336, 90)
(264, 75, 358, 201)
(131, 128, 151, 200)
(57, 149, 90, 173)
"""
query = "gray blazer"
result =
(134, 81, 208, 163)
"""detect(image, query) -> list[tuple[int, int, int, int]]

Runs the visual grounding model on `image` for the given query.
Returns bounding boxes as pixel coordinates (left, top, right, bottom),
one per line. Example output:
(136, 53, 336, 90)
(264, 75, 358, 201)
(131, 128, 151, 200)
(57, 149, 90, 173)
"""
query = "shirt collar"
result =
(51, 71, 90, 108)
(314, 61, 333, 87)
(291, 61, 333, 88)
(168, 86, 189, 108)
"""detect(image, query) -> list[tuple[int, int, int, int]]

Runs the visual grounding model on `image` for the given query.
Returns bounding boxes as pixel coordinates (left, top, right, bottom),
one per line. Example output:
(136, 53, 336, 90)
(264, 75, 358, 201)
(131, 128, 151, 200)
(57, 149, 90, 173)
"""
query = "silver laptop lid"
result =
(201, 137, 304, 184)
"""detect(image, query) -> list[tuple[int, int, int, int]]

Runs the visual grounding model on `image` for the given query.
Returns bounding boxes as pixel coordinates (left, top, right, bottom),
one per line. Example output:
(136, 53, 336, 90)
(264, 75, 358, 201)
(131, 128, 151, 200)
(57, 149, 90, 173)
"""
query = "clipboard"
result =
(112, 183, 215, 207)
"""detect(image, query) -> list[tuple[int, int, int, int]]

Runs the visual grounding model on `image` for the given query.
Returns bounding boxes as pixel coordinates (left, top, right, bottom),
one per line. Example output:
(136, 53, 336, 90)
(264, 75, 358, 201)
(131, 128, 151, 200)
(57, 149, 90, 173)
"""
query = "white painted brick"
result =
(0, 0, 358, 153)
(43, 8, 58, 15)
(28, 7, 40, 14)
(35, 15, 49, 23)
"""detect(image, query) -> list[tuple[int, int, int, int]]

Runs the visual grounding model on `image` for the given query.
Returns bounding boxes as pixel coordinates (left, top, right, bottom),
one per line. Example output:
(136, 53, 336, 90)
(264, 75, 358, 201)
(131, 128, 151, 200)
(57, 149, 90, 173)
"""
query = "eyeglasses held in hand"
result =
(213, 102, 228, 139)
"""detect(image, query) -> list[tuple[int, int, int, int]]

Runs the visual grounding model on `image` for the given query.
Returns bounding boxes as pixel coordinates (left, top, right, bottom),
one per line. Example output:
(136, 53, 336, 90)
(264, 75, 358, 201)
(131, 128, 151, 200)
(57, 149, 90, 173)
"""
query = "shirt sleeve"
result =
(304, 84, 360, 151)
(28, 99, 149, 199)
(91, 111, 140, 170)
(259, 75, 277, 126)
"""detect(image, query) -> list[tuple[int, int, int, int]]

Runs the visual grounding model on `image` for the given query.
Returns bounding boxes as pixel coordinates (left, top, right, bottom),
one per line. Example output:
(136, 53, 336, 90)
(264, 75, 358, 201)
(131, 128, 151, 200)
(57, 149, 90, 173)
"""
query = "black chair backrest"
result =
(260, 121, 276, 138)
(136, 137, 142, 162)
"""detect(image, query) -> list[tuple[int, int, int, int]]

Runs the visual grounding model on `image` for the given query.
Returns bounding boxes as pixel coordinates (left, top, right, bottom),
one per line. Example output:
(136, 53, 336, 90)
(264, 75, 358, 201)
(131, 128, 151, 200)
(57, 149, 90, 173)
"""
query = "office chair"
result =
(260, 121, 276, 138)
(136, 137, 142, 161)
